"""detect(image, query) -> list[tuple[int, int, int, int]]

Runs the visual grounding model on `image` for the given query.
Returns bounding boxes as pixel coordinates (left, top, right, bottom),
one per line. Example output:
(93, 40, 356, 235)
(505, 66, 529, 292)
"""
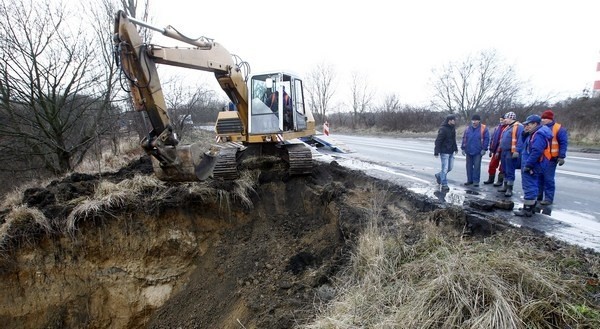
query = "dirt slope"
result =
(0, 155, 596, 328)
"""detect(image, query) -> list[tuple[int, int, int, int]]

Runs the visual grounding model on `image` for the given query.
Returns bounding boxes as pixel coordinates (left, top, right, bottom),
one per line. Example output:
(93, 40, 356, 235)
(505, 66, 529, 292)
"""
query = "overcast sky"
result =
(149, 0, 600, 106)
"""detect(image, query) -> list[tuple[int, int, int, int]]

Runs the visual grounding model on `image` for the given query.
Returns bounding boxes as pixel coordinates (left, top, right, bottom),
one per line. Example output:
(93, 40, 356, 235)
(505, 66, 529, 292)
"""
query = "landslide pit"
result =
(0, 155, 526, 328)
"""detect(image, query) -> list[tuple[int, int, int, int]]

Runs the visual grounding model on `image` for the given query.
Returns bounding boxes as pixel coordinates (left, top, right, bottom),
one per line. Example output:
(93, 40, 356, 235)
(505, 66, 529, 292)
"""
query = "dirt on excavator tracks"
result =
(0, 155, 589, 328)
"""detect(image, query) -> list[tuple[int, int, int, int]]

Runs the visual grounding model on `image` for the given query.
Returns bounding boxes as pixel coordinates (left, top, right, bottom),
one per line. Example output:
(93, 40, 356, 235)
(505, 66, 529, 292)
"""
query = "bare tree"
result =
(0, 0, 109, 177)
(163, 79, 222, 140)
(349, 71, 375, 128)
(375, 93, 402, 131)
(431, 49, 522, 121)
(305, 62, 336, 122)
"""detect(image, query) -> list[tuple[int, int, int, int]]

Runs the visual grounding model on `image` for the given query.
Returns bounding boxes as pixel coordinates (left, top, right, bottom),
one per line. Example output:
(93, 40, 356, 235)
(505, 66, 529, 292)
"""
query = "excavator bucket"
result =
(150, 143, 218, 181)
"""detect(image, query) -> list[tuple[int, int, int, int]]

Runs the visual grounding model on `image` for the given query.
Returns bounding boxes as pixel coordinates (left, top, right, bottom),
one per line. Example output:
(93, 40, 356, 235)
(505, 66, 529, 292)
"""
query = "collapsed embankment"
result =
(0, 156, 597, 328)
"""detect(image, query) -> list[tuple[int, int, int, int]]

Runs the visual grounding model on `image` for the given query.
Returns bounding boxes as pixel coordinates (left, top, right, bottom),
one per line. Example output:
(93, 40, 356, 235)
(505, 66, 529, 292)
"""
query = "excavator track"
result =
(212, 145, 241, 180)
(283, 144, 313, 176)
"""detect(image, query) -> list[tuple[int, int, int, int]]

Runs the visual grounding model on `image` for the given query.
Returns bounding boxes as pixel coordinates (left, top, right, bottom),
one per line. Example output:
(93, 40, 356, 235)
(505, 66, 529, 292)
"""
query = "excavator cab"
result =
(248, 72, 308, 134)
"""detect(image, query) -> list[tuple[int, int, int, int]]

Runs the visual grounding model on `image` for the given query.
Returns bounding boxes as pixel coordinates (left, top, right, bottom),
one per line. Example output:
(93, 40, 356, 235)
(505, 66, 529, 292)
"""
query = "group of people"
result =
(433, 109, 568, 217)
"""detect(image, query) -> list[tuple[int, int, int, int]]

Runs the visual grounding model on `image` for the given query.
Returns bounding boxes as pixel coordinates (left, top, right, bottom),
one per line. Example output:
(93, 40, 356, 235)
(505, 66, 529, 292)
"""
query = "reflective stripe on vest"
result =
(550, 123, 561, 157)
(510, 122, 521, 153)
(480, 124, 486, 148)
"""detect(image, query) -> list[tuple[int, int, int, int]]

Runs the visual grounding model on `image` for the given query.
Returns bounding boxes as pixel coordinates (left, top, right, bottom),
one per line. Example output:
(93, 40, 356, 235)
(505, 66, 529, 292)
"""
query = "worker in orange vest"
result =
(497, 112, 523, 197)
(514, 115, 553, 217)
(538, 109, 568, 205)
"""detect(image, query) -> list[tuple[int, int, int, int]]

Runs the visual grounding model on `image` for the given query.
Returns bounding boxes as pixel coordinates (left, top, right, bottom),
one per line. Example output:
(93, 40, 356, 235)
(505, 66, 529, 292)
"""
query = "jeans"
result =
(438, 153, 454, 185)
(465, 153, 482, 183)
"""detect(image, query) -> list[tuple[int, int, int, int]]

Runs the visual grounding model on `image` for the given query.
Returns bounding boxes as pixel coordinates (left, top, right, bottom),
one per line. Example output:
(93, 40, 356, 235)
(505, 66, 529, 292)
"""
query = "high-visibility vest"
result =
(549, 123, 561, 158)
(462, 124, 487, 148)
(509, 121, 521, 153)
(530, 129, 550, 162)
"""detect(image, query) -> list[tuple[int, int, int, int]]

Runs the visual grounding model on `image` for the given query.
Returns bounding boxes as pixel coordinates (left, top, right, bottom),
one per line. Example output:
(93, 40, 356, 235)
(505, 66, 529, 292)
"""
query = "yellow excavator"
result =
(113, 11, 316, 181)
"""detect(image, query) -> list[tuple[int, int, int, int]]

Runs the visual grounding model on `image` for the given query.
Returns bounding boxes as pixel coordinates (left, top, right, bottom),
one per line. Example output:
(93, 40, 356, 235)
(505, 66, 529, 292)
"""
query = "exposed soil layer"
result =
(0, 155, 595, 328)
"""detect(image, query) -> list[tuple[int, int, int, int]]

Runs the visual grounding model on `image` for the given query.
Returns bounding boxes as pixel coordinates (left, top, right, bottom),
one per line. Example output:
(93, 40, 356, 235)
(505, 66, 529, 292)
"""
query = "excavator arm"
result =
(113, 10, 249, 180)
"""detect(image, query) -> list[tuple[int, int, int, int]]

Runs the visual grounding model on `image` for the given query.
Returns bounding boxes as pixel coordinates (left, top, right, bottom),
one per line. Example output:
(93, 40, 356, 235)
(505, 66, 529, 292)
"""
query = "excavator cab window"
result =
(249, 73, 303, 134)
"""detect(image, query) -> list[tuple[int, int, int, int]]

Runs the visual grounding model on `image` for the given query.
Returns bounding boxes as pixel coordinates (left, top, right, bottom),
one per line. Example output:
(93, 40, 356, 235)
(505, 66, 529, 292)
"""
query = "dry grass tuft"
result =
(232, 169, 260, 209)
(0, 205, 51, 253)
(66, 174, 165, 233)
(302, 198, 600, 329)
(0, 177, 63, 210)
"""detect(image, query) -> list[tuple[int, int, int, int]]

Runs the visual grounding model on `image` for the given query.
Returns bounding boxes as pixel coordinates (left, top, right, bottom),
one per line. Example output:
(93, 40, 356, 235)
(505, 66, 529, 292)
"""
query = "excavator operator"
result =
(265, 86, 293, 130)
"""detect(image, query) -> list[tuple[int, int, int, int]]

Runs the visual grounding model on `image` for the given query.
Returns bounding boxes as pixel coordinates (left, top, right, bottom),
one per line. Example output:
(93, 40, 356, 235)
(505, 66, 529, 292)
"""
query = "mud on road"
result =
(0, 155, 596, 328)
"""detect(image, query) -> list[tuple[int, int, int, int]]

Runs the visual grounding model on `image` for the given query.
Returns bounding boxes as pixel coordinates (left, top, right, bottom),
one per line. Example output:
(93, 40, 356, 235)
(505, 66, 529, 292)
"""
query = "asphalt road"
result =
(313, 134, 600, 251)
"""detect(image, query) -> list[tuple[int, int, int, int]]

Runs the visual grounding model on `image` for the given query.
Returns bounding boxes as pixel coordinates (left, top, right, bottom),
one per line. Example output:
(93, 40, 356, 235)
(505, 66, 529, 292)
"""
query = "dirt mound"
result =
(0, 155, 592, 328)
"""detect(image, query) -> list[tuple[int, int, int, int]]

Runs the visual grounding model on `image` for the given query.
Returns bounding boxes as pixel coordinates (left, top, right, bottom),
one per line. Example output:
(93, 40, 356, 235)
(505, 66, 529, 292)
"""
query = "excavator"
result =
(113, 11, 317, 181)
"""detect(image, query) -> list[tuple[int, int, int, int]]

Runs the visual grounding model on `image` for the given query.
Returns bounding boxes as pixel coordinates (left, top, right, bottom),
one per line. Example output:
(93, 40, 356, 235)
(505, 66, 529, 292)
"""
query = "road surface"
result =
(313, 134, 600, 251)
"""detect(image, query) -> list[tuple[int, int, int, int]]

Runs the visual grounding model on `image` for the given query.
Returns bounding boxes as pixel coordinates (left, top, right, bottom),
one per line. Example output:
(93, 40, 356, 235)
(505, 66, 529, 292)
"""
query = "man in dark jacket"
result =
(434, 115, 458, 191)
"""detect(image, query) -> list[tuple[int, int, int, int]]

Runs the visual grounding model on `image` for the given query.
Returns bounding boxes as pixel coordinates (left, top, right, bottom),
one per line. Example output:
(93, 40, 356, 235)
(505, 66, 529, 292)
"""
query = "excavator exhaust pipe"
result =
(150, 143, 218, 181)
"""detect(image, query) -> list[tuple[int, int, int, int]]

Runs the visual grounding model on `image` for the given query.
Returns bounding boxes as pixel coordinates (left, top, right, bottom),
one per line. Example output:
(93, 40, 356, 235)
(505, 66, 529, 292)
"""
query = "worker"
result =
(434, 114, 458, 191)
(538, 109, 568, 205)
(484, 115, 507, 186)
(497, 112, 523, 197)
(460, 114, 489, 187)
(514, 114, 553, 217)
(265, 87, 293, 130)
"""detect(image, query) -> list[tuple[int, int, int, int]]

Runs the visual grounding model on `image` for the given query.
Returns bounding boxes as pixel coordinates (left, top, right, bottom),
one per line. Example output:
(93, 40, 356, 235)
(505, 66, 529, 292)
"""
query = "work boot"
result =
(483, 174, 495, 184)
(497, 181, 508, 193)
(540, 200, 553, 205)
(493, 173, 504, 187)
(504, 183, 513, 197)
(514, 200, 536, 217)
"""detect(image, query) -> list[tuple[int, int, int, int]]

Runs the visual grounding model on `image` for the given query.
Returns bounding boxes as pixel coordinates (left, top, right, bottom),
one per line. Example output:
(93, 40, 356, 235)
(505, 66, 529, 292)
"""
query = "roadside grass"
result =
(302, 195, 600, 329)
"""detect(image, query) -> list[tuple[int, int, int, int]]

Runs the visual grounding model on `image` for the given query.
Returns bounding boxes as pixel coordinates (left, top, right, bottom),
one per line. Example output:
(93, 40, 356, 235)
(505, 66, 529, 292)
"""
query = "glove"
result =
(512, 152, 519, 159)
(481, 150, 486, 156)
(434, 153, 439, 158)
(557, 158, 565, 166)
(523, 166, 533, 174)
(489, 152, 493, 158)
(461, 150, 466, 156)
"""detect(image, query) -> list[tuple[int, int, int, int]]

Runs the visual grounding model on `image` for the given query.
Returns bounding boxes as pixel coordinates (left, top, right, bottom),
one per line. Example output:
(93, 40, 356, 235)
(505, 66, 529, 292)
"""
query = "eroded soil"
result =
(0, 155, 595, 328)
